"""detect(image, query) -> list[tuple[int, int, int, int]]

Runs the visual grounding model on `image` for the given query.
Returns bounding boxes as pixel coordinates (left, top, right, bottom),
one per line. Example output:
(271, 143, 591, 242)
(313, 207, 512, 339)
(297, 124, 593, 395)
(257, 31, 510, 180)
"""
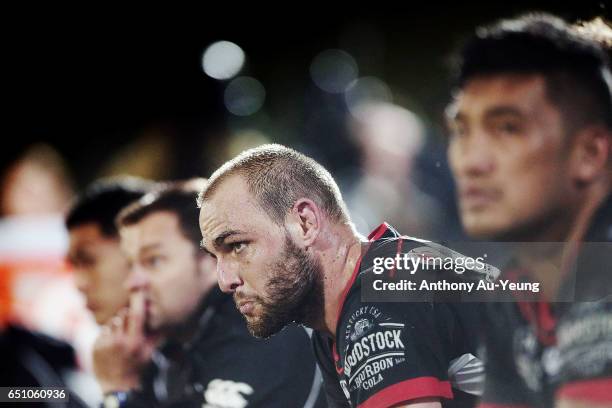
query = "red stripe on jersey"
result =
(557, 378, 612, 403)
(368, 222, 390, 241)
(332, 341, 343, 375)
(356, 377, 452, 408)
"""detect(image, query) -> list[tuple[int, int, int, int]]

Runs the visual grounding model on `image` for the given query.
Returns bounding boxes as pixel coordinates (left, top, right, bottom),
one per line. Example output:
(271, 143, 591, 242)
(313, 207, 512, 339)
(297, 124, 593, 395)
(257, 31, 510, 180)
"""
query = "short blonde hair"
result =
(198, 144, 350, 225)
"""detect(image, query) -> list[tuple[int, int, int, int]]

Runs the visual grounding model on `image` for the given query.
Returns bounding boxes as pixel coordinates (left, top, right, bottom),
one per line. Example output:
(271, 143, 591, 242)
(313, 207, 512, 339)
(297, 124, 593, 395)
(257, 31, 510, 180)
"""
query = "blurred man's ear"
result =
(286, 198, 322, 249)
(197, 250, 216, 270)
(570, 125, 611, 185)
(197, 251, 218, 289)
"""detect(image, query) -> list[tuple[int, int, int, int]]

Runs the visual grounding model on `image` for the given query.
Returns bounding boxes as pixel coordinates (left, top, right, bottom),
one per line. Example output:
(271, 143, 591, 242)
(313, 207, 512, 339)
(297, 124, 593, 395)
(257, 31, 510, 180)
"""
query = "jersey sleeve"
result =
(339, 301, 462, 408)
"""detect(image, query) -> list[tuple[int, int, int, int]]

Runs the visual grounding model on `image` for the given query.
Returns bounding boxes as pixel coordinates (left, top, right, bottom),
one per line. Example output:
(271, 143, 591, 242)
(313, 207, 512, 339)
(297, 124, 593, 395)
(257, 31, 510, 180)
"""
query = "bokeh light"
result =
(310, 49, 358, 93)
(202, 41, 245, 80)
(224, 76, 266, 116)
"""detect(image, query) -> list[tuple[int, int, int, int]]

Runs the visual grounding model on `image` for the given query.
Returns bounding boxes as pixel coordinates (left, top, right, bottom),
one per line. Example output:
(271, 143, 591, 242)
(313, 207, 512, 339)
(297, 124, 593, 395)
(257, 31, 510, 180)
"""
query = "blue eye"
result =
(231, 242, 247, 254)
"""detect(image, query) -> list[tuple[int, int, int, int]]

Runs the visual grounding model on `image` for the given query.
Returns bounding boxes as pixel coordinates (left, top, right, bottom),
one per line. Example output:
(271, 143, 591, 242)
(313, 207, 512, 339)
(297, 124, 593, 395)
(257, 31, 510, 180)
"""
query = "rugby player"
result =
(446, 13, 612, 407)
(198, 145, 484, 408)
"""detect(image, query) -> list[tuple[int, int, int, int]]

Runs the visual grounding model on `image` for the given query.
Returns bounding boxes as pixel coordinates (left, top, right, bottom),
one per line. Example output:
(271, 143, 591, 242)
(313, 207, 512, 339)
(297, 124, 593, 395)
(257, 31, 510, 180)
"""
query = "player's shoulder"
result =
(365, 223, 499, 281)
(365, 222, 424, 254)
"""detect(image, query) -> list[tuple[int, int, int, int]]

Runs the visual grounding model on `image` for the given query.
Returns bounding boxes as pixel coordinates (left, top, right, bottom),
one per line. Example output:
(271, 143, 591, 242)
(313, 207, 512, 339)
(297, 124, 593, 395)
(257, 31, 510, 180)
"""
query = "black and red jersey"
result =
(312, 223, 484, 408)
(480, 195, 612, 407)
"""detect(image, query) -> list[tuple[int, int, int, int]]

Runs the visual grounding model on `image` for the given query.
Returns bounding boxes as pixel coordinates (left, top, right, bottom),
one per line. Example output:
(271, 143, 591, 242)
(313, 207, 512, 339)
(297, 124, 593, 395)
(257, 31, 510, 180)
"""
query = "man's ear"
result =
(285, 198, 322, 249)
(196, 250, 219, 289)
(570, 126, 611, 185)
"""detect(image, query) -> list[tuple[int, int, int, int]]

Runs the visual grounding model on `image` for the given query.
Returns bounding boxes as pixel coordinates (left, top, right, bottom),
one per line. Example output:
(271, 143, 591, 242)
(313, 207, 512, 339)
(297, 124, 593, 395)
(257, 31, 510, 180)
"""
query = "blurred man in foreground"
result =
(66, 177, 155, 325)
(447, 13, 612, 407)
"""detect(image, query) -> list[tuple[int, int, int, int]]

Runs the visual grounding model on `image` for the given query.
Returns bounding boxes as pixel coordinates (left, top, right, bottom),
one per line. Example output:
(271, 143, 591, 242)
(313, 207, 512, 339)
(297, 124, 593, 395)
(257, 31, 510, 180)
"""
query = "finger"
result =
(109, 318, 123, 339)
(118, 307, 129, 318)
(127, 291, 146, 342)
(117, 307, 129, 332)
(95, 326, 111, 347)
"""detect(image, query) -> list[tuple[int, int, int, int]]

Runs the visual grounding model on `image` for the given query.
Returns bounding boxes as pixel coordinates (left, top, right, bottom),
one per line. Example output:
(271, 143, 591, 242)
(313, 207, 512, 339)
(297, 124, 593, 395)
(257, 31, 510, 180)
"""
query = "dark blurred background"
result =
(5, 3, 608, 183)
(0, 5, 609, 404)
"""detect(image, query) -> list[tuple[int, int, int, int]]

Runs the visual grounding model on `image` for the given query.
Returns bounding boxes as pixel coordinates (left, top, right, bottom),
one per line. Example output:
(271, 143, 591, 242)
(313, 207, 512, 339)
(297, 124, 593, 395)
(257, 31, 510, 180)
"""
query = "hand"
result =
(93, 291, 159, 394)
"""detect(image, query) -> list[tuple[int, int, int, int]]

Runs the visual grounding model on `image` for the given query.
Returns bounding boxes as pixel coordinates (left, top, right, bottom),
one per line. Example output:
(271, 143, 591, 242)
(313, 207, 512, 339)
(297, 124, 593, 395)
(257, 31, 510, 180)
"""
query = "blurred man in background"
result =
(346, 102, 446, 240)
(66, 177, 155, 325)
(1, 143, 74, 217)
(98, 179, 324, 407)
(0, 144, 77, 337)
(0, 144, 90, 406)
(447, 13, 612, 407)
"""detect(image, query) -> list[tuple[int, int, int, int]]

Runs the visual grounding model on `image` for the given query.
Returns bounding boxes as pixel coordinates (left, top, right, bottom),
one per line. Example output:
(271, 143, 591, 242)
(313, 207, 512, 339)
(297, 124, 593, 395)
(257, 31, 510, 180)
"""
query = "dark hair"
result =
(117, 178, 207, 248)
(452, 13, 612, 132)
(197, 144, 350, 225)
(66, 176, 155, 237)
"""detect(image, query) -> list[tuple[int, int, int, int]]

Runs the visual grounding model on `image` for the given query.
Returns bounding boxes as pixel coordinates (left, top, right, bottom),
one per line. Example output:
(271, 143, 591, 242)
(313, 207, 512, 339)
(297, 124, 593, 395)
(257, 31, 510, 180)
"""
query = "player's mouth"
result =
(460, 186, 500, 210)
(238, 300, 255, 315)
